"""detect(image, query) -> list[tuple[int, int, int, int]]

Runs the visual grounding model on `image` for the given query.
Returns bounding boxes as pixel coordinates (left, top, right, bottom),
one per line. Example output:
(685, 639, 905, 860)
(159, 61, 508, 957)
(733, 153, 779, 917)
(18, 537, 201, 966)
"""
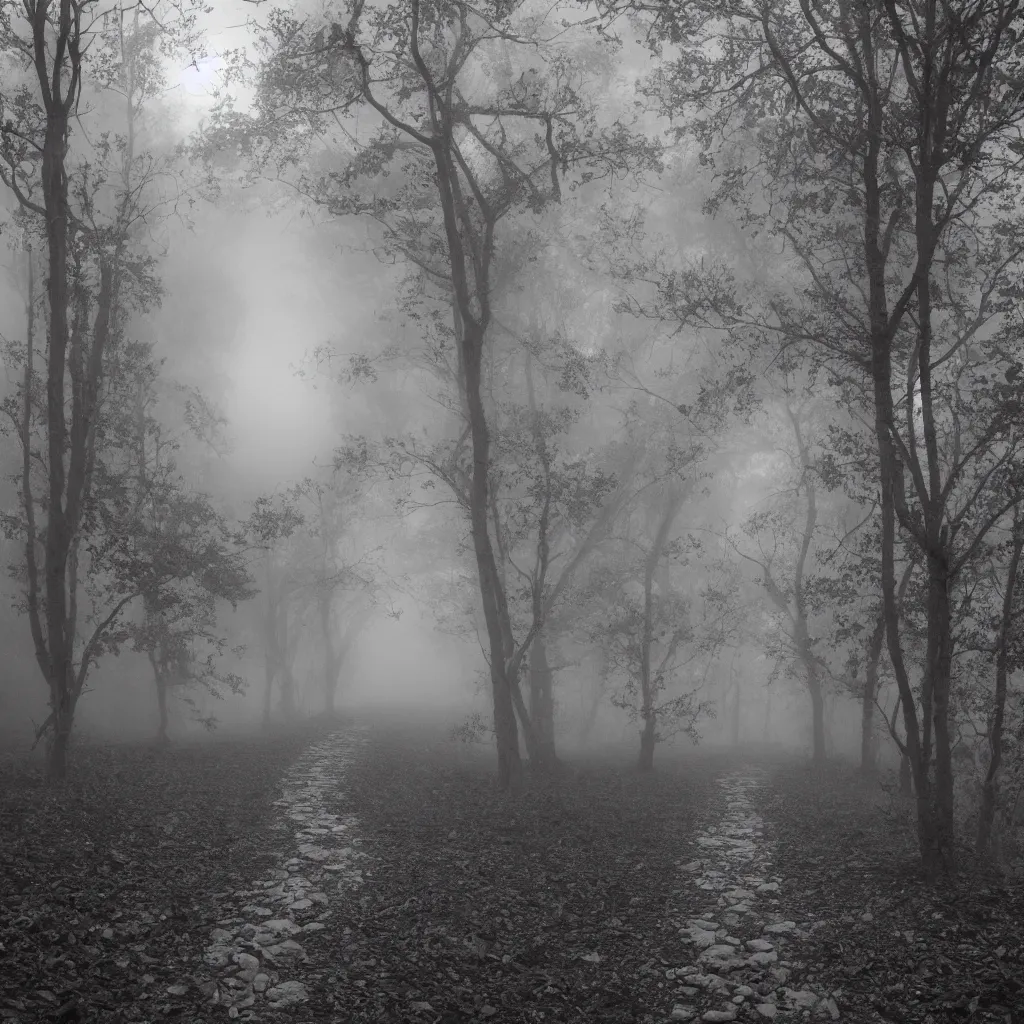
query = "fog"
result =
(2, 0, 1019, 811)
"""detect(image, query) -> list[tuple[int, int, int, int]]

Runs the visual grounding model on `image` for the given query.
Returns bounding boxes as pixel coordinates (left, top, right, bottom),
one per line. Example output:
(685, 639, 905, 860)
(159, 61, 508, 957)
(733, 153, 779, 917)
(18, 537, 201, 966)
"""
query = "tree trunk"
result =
(279, 663, 297, 719)
(150, 651, 170, 744)
(924, 552, 957, 875)
(900, 751, 913, 797)
(457, 316, 521, 790)
(321, 594, 340, 716)
(40, 30, 76, 786)
(794, 621, 825, 764)
(529, 633, 558, 768)
(638, 714, 656, 772)
(730, 679, 741, 746)
(809, 673, 826, 764)
(262, 656, 274, 729)
(861, 611, 886, 777)
(977, 529, 1023, 855)
(47, 690, 75, 781)
(155, 674, 169, 743)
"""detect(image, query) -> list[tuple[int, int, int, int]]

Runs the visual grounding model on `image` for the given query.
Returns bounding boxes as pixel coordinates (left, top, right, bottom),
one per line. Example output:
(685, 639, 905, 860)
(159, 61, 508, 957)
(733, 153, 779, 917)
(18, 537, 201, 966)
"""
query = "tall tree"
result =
(0, 1, 204, 777)
(232, 0, 655, 786)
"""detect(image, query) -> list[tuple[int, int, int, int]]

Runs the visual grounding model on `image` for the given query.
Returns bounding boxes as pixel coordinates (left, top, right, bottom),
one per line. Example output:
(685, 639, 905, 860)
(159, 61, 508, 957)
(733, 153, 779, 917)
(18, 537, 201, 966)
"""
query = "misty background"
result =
(1, 0, 1019, 852)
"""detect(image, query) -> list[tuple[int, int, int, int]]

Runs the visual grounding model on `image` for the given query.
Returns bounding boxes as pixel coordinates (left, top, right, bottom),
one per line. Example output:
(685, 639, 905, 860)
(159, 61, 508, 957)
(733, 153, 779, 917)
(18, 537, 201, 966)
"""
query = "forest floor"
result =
(1, 718, 1022, 1024)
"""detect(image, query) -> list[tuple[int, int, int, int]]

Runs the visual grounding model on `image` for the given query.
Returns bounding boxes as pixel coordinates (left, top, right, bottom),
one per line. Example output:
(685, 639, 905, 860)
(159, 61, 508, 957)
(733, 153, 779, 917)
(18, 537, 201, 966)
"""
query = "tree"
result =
(240, 493, 305, 727)
(0, 1, 203, 778)
(223, 0, 656, 788)
(290, 474, 381, 716)
(621, 0, 1024, 877)
(115, 344, 255, 742)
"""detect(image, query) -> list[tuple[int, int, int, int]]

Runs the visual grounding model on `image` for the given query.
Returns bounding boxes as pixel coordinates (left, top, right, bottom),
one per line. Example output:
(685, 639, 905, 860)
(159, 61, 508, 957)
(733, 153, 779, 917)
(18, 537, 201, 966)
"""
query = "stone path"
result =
(667, 769, 842, 1023)
(185, 729, 368, 1018)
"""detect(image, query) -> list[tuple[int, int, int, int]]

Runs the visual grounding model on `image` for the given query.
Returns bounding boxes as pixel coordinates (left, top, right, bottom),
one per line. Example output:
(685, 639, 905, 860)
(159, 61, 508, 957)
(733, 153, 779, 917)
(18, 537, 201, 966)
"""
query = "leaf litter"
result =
(4, 724, 1022, 1024)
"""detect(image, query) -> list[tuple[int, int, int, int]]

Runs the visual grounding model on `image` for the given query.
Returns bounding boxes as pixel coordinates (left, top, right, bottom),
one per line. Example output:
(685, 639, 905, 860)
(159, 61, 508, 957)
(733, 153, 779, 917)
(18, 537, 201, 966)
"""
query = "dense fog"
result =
(2, 0, 1023, 878)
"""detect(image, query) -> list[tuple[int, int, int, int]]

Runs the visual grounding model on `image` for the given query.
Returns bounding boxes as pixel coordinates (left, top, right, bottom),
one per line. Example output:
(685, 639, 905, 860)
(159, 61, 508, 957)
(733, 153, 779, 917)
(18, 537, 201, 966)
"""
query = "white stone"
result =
(263, 938, 306, 962)
(688, 928, 718, 949)
(266, 981, 309, 1007)
(264, 918, 302, 934)
(783, 989, 819, 1010)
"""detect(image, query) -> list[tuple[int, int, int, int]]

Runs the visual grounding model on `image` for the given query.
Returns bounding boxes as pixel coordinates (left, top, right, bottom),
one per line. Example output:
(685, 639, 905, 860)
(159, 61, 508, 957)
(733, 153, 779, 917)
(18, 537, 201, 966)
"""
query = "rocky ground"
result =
(1, 720, 1022, 1024)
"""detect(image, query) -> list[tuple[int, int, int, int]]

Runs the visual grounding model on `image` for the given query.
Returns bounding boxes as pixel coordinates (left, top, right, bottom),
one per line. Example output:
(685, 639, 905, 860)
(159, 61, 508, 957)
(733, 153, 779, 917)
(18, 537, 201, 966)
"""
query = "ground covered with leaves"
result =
(0, 723, 334, 1024)
(4, 724, 1024, 1024)
(303, 723, 726, 1024)
(753, 761, 1024, 1024)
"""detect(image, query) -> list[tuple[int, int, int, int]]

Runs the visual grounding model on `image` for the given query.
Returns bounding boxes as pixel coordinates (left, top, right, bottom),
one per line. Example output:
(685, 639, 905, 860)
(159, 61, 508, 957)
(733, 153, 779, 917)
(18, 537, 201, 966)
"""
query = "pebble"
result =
(784, 988, 819, 1009)
(755, 1005, 777, 1019)
(265, 980, 309, 1006)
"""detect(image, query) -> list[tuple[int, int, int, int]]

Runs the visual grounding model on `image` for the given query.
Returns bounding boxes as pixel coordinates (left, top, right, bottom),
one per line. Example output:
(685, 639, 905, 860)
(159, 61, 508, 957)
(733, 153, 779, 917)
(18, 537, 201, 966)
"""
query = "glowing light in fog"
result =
(178, 55, 222, 96)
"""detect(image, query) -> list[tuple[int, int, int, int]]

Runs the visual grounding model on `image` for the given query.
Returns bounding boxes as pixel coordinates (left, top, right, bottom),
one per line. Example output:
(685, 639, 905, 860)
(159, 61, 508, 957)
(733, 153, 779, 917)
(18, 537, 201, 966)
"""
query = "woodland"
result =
(1, 1, 1024, 1022)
